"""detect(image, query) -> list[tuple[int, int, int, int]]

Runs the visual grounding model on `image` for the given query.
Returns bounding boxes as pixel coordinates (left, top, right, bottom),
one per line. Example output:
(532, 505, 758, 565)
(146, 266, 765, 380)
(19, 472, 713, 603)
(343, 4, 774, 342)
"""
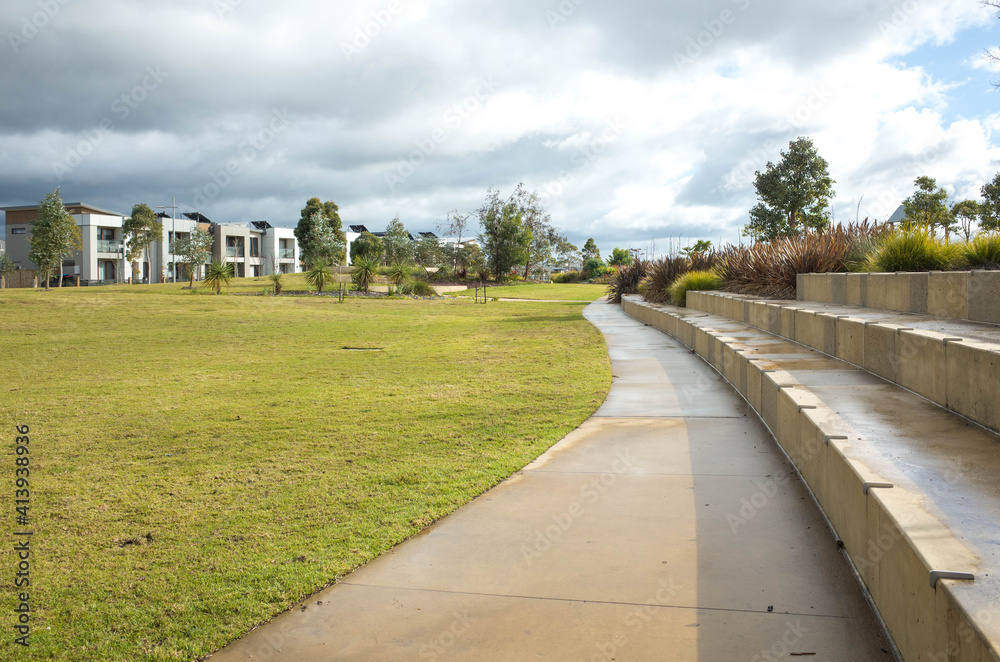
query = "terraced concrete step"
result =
(622, 295, 1000, 662)
(685, 290, 1000, 435)
(796, 271, 1000, 324)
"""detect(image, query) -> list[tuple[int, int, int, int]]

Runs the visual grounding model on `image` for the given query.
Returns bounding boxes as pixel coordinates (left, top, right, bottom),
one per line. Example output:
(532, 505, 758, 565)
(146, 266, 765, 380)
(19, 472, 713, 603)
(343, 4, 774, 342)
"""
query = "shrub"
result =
(401, 280, 436, 296)
(863, 227, 960, 272)
(430, 266, 453, 282)
(958, 233, 1000, 270)
(581, 258, 605, 279)
(668, 270, 723, 307)
(606, 260, 647, 303)
(552, 271, 583, 283)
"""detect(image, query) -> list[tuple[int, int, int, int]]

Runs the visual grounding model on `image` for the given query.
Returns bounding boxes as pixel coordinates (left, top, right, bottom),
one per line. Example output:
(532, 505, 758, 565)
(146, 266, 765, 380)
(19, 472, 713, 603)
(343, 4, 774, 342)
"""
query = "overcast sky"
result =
(2, 0, 999, 257)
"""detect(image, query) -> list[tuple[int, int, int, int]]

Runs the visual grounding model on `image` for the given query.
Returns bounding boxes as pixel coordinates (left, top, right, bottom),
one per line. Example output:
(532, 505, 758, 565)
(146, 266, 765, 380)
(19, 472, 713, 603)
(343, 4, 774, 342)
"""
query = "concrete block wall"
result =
(797, 272, 1000, 324)
(620, 295, 1000, 662)
(686, 291, 1000, 436)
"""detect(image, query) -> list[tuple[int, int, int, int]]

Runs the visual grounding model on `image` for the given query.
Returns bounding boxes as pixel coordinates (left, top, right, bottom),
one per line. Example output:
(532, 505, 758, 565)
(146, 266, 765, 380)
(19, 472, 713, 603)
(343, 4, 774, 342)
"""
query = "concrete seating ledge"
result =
(685, 289, 1000, 435)
(797, 271, 1000, 324)
(621, 294, 1000, 662)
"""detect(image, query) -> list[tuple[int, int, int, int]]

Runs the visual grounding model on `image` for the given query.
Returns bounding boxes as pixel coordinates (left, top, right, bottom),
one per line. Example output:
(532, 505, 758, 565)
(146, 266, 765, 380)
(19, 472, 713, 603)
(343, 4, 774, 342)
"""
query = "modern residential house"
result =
(2, 202, 130, 283)
(1, 202, 301, 285)
(250, 221, 299, 275)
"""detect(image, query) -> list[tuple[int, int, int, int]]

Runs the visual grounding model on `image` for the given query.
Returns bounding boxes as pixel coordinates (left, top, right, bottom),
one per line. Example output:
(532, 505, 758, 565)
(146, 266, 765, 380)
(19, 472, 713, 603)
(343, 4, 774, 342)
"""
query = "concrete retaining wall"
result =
(686, 291, 1000, 435)
(621, 296, 1000, 662)
(797, 272, 1000, 324)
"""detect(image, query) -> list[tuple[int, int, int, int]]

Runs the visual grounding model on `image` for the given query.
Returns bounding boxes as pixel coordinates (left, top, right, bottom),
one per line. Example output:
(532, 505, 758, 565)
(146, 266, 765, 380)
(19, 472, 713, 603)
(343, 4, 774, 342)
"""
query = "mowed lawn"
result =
(0, 285, 611, 660)
(450, 282, 608, 301)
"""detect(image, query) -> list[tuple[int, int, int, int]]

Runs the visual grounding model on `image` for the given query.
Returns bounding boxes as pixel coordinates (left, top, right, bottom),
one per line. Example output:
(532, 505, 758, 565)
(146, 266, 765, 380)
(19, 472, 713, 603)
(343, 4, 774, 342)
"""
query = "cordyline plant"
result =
(715, 221, 886, 299)
(606, 259, 648, 304)
(639, 253, 717, 304)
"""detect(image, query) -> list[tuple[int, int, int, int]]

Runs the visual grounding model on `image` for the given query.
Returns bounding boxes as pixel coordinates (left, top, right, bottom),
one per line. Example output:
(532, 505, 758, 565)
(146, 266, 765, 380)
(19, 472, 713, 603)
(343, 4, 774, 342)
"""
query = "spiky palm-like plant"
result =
(269, 271, 283, 295)
(386, 262, 409, 295)
(305, 262, 334, 293)
(351, 255, 379, 294)
(203, 260, 233, 295)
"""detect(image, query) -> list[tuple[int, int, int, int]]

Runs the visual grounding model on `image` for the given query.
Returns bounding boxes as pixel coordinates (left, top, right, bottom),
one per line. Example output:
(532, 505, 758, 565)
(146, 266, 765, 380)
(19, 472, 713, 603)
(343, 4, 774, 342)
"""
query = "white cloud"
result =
(2, 0, 1000, 256)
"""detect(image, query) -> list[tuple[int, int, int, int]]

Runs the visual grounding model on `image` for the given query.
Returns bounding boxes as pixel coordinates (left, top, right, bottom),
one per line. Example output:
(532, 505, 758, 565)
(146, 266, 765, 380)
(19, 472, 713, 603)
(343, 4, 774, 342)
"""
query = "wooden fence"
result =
(1, 270, 39, 289)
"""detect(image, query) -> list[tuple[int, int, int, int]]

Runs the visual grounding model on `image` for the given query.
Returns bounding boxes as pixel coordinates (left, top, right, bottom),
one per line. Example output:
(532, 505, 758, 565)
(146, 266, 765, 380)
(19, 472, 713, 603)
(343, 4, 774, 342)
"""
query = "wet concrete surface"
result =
(208, 300, 894, 661)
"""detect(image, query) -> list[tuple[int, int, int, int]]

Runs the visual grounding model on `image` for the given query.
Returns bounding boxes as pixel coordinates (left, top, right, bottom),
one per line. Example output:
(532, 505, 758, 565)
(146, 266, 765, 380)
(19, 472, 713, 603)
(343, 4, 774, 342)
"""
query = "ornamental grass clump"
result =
(958, 233, 1000, 270)
(863, 227, 960, 272)
(606, 259, 647, 303)
(400, 280, 436, 296)
(668, 270, 723, 307)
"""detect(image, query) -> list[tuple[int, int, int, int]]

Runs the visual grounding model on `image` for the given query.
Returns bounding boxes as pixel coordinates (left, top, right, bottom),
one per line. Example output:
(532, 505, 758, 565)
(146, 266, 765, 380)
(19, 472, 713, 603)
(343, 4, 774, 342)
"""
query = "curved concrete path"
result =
(210, 300, 894, 661)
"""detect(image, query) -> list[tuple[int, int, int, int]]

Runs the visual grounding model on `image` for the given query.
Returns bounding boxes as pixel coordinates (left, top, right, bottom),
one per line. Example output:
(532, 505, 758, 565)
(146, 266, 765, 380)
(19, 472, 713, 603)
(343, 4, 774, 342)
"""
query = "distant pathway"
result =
(209, 300, 892, 661)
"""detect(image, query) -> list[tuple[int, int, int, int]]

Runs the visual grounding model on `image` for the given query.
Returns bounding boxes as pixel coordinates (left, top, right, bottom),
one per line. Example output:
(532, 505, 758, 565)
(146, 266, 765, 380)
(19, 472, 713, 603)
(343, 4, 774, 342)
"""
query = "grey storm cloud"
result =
(1, 0, 996, 255)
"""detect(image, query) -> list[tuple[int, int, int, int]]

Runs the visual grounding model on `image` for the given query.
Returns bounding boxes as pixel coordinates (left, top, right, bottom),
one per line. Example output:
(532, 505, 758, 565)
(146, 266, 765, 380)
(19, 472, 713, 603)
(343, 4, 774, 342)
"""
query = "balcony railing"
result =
(279, 248, 295, 259)
(226, 247, 245, 258)
(97, 240, 123, 253)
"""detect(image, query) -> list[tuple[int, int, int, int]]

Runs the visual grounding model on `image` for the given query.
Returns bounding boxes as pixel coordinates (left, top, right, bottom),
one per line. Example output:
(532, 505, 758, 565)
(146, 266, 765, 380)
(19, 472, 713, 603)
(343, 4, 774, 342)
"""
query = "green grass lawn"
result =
(450, 282, 608, 301)
(0, 285, 610, 660)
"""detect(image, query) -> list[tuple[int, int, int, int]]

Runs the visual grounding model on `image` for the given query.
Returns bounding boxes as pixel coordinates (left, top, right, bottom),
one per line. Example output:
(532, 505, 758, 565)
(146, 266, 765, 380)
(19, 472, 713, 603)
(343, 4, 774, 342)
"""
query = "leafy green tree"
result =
(552, 237, 579, 270)
(171, 228, 213, 288)
(123, 203, 163, 283)
(607, 247, 633, 266)
(305, 261, 335, 293)
(29, 188, 83, 290)
(980, 172, 1000, 232)
(299, 212, 346, 267)
(477, 187, 531, 281)
(0, 252, 14, 279)
(682, 240, 713, 257)
(510, 187, 554, 279)
(351, 254, 379, 293)
(350, 231, 384, 264)
(951, 200, 982, 241)
(437, 210, 470, 271)
(203, 260, 233, 294)
(383, 216, 413, 265)
(581, 237, 601, 262)
(902, 176, 954, 238)
(295, 197, 346, 266)
(415, 234, 443, 268)
(742, 137, 835, 242)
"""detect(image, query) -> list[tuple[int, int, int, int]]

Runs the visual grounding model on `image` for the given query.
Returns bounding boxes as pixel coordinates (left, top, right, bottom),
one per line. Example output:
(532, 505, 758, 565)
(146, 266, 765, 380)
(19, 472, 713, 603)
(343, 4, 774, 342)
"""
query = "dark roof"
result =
(183, 212, 213, 223)
(0, 202, 125, 216)
(250, 221, 273, 230)
(419, 232, 438, 239)
(349, 224, 368, 233)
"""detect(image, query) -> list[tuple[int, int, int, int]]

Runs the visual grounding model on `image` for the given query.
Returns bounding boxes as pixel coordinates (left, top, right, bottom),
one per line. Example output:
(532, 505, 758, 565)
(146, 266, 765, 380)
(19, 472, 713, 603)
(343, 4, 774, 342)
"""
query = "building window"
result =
(226, 236, 244, 258)
(98, 228, 114, 240)
(250, 237, 260, 257)
(11, 228, 25, 235)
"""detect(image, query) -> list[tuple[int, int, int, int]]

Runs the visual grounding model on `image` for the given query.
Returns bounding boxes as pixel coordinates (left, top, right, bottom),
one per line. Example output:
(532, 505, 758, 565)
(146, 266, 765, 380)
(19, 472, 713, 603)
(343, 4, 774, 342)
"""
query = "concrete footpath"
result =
(210, 300, 894, 661)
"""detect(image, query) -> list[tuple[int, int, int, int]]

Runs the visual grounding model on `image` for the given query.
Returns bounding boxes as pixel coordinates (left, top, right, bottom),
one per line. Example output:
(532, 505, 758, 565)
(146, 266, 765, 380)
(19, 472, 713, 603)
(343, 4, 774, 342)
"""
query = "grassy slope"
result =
(449, 282, 607, 301)
(0, 286, 610, 660)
